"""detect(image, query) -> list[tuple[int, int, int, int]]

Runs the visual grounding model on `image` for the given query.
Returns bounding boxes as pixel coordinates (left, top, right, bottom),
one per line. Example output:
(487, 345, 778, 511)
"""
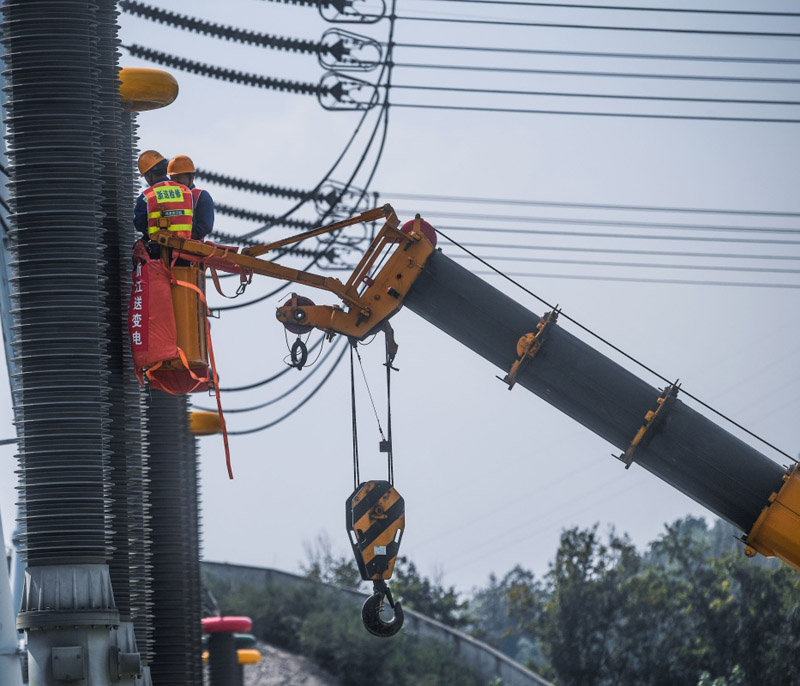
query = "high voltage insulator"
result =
(125, 44, 329, 96)
(120, 0, 325, 56)
(215, 203, 316, 229)
(196, 169, 317, 202)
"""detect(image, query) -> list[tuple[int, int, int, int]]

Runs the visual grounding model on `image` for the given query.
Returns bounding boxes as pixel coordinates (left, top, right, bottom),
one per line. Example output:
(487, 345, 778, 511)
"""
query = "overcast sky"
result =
(2, 0, 799, 594)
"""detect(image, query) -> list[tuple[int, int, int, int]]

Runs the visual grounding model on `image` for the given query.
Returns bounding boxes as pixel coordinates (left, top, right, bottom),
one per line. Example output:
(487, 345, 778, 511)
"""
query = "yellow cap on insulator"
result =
(189, 411, 222, 435)
(119, 67, 179, 111)
(238, 649, 261, 665)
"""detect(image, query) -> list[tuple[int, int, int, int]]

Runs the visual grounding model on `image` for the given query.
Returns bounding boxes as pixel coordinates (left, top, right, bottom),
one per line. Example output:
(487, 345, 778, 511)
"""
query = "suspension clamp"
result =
(500, 307, 560, 390)
(616, 381, 680, 469)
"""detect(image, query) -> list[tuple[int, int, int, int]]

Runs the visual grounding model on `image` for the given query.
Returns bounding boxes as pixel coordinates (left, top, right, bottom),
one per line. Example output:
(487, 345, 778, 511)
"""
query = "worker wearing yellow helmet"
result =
(168, 154, 215, 241)
(133, 149, 194, 242)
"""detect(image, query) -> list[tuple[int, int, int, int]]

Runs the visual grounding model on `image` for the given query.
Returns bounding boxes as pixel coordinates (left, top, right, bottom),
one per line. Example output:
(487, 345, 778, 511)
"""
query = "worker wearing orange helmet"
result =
(168, 154, 214, 241)
(133, 149, 194, 242)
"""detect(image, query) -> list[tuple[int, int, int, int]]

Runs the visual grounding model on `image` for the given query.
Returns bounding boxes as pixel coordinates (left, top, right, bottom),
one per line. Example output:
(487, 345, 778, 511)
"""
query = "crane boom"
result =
(403, 250, 788, 537)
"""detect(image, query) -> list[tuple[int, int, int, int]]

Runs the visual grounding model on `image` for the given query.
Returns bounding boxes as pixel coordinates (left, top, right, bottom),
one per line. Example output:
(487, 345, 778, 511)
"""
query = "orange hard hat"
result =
(168, 154, 196, 175)
(138, 150, 165, 176)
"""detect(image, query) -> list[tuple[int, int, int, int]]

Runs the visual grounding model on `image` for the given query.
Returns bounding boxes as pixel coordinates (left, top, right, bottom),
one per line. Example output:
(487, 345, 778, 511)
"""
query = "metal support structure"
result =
(0, 511, 23, 686)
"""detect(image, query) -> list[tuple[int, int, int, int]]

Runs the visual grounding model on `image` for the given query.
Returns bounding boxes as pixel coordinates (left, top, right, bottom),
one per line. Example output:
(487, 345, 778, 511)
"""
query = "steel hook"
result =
(361, 581, 404, 638)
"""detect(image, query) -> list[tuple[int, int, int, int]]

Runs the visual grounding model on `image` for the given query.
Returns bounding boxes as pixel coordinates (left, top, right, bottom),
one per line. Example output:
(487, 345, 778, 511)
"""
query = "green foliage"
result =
(390, 556, 469, 629)
(469, 516, 800, 686)
(204, 571, 484, 686)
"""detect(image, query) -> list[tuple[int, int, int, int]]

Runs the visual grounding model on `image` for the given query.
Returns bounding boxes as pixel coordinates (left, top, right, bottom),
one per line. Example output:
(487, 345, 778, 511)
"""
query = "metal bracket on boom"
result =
(616, 381, 680, 469)
(500, 307, 560, 390)
(152, 204, 435, 341)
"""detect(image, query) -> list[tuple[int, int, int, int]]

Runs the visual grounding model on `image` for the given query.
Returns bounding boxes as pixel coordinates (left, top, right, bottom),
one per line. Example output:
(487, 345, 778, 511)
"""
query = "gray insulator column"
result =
(146, 390, 203, 685)
(405, 251, 786, 533)
(94, 2, 149, 682)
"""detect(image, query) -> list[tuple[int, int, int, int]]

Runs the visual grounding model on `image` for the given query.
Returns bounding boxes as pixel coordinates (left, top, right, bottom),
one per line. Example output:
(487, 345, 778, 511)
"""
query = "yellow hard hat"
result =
(168, 154, 196, 175)
(137, 149, 165, 176)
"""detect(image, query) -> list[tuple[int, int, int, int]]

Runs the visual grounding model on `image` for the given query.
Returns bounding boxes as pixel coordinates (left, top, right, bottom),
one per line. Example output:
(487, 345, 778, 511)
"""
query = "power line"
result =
(217, 337, 324, 390)
(394, 102, 800, 123)
(393, 43, 800, 65)
(395, 14, 800, 37)
(460, 241, 800, 262)
(476, 269, 800, 290)
(437, 224, 800, 246)
(391, 82, 800, 107)
(452, 253, 800, 275)
(436, 229, 797, 461)
(419, 0, 800, 18)
(195, 339, 342, 412)
(382, 192, 800, 218)
(393, 62, 800, 85)
(227, 343, 348, 435)
(394, 209, 800, 235)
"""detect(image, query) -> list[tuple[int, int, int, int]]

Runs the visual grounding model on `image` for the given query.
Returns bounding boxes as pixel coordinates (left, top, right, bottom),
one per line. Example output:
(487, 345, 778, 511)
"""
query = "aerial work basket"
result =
(128, 241, 212, 394)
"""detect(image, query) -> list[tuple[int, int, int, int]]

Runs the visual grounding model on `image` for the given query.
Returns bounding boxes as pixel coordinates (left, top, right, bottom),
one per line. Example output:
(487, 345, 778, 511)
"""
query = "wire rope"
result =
(435, 230, 797, 462)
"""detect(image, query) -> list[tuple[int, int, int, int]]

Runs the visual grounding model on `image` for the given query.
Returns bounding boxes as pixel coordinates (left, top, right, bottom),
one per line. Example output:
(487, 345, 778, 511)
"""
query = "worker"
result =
(134, 149, 194, 242)
(168, 154, 215, 241)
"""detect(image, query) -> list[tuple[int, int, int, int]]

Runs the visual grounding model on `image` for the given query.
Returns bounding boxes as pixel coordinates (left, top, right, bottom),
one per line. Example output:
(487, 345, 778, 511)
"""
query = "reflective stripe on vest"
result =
(144, 181, 194, 237)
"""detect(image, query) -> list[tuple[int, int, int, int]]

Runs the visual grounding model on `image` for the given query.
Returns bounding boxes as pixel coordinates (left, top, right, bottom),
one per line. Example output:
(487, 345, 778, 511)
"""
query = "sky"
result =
(2, 0, 799, 595)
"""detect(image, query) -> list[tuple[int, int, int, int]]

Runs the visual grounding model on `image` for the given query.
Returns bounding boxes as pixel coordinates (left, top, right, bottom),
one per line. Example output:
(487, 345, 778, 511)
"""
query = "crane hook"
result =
(361, 580, 404, 638)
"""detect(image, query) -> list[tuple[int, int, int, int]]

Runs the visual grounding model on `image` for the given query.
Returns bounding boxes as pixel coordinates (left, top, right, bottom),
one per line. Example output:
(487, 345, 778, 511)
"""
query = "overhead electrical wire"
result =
(195, 338, 343, 411)
(460, 242, 800, 262)
(391, 82, 800, 107)
(438, 224, 800, 246)
(382, 191, 800, 218)
(227, 341, 348, 436)
(395, 209, 800, 235)
(120, 0, 325, 55)
(451, 253, 800, 275)
(392, 63, 800, 85)
(393, 102, 800, 124)
(435, 230, 797, 462)
(394, 14, 800, 38)
(217, 336, 324, 391)
(418, 0, 800, 17)
(393, 43, 800, 65)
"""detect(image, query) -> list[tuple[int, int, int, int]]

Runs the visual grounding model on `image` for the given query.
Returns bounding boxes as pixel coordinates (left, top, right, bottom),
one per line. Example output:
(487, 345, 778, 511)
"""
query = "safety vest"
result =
(144, 180, 194, 238)
(191, 187, 202, 206)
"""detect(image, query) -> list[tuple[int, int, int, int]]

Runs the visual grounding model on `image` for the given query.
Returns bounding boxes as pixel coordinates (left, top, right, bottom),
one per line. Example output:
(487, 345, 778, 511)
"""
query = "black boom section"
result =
(404, 250, 785, 533)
